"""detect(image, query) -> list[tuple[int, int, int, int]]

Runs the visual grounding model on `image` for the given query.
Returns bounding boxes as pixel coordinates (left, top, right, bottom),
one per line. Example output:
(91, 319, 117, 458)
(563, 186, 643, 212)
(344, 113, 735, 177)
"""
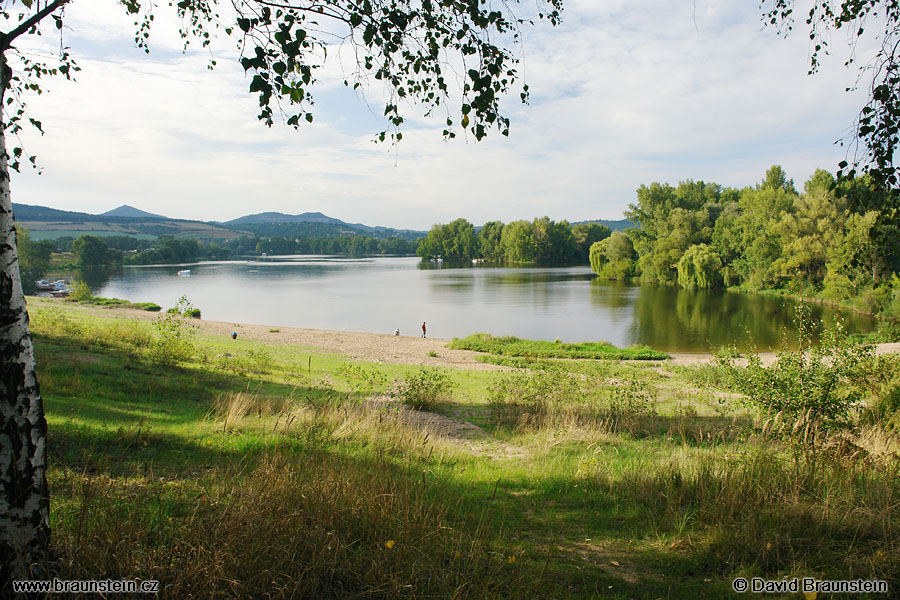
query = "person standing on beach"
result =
(421, 322, 426, 338)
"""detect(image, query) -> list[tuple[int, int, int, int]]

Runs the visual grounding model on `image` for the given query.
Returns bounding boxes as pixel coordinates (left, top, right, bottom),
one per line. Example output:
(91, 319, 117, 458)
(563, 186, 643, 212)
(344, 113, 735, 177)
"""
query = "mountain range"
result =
(13, 203, 632, 241)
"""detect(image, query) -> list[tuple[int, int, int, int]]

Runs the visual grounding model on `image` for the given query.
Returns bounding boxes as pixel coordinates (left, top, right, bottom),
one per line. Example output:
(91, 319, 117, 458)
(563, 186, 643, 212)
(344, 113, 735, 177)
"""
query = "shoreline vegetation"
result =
(448, 333, 668, 360)
(24, 297, 900, 598)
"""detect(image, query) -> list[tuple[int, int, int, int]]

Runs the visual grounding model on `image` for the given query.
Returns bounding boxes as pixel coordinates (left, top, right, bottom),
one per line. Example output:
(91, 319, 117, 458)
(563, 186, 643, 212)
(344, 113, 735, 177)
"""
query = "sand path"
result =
(200, 318, 509, 370)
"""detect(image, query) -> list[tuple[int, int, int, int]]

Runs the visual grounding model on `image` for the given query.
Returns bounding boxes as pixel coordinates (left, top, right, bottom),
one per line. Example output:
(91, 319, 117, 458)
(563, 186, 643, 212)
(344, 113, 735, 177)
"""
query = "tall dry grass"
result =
(51, 396, 524, 598)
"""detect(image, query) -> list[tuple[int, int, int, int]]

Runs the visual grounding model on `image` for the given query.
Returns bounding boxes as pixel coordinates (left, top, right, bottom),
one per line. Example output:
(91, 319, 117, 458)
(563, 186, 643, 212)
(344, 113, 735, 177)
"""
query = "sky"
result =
(7, 0, 872, 230)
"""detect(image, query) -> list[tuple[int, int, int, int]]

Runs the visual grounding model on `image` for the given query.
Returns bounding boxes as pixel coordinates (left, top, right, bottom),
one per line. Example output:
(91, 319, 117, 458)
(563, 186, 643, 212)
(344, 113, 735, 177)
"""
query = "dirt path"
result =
(664, 343, 900, 367)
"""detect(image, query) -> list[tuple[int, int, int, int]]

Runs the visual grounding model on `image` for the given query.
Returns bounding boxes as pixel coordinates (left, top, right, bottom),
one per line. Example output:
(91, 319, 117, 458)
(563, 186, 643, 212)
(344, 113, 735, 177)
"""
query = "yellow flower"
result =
(454, 551, 461, 559)
(508, 555, 515, 564)
(385, 540, 395, 549)
(803, 593, 817, 600)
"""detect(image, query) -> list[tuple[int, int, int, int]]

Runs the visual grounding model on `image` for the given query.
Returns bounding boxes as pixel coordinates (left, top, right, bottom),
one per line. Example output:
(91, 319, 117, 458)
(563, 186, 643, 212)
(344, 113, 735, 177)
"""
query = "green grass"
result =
(19, 299, 900, 599)
(449, 332, 669, 360)
(67, 295, 161, 311)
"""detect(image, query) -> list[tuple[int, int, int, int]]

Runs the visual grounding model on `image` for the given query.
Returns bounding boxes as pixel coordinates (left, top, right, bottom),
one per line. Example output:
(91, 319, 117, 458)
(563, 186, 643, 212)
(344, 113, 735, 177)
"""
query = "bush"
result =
(148, 296, 197, 367)
(397, 368, 454, 410)
(133, 302, 162, 312)
(716, 306, 874, 427)
(68, 280, 93, 302)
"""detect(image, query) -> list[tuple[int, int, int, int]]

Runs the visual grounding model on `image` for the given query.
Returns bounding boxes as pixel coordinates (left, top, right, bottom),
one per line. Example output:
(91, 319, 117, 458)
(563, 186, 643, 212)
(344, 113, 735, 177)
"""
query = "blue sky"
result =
(9, 0, 869, 230)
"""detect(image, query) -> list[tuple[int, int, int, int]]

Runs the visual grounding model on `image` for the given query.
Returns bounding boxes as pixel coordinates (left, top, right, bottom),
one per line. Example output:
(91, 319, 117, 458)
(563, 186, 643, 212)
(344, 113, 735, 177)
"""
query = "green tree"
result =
(14, 226, 52, 293)
(730, 169, 798, 289)
(477, 220, 505, 262)
(676, 243, 723, 289)
(442, 219, 478, 260)
(531, 216, 576, 263)
(589, 231, 636, 281)
(416, 219, 477, 260)
(71, 234, 113, 266)
(760, 164, 796, 194)
(710, 201, 743, 286)
(572, 222, 611, 262)
(772, 169, 845, 288)
(0, 1, 562, 584)
(500, 219, 537, 263)
(625, 180, 721, 284)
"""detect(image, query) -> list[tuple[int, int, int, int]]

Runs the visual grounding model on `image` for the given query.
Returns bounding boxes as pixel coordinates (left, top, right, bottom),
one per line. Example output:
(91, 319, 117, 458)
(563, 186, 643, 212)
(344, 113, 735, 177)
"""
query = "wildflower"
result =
(385, 540, 395, 549)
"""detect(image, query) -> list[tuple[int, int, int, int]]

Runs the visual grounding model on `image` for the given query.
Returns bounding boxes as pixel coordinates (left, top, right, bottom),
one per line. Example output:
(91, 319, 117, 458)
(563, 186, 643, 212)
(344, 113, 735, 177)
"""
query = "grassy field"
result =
(25, 300, 900, 598)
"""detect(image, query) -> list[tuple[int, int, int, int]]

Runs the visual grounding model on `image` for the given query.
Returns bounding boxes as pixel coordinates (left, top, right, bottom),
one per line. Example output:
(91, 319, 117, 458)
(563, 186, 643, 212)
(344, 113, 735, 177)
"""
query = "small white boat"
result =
(176, 269, 191, 276)
(48, 280, 71, 297)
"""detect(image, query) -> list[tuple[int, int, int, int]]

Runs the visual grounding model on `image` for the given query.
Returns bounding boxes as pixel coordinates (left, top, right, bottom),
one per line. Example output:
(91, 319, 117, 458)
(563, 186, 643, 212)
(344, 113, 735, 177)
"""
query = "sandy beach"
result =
(30, 297, 900, 368)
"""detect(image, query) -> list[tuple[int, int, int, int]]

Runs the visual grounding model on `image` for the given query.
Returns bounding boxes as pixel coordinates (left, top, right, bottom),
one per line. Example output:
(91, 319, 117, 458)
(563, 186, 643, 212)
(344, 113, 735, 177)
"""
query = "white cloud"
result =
(7, 0, 876, 230)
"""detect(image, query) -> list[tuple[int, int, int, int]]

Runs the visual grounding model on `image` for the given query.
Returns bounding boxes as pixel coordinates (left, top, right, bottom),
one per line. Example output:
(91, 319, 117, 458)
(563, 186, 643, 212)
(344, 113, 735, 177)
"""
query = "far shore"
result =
(27, 296, 900, 368)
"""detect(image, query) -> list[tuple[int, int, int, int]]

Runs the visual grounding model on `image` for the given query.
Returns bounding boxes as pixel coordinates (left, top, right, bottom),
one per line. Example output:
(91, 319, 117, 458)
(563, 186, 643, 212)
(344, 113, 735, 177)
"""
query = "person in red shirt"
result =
(421, 322, 426, 338)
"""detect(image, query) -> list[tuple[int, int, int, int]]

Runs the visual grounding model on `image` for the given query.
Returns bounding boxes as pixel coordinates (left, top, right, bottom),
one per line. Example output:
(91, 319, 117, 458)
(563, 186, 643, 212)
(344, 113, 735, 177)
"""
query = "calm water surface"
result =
(89, 256, 874, 352)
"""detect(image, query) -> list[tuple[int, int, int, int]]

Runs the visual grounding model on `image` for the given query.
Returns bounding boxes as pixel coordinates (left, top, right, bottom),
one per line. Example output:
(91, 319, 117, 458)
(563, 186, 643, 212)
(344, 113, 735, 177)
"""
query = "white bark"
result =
(0, 51, 50, 587)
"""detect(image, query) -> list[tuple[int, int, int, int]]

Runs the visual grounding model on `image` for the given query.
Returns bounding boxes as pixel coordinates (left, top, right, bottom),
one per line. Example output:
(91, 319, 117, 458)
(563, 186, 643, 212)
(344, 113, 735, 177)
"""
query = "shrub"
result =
(148, 296, 197, 367)
(68, 280, 93, 302)
(716, 306, 874, 426)
(132, 302, 162, 312)
(397, 368, 454, 410)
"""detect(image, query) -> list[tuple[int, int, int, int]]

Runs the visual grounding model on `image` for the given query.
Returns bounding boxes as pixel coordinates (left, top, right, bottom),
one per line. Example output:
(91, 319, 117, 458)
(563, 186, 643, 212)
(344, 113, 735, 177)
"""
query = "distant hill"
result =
(101, 205, 168, 219)
(222, 211, 426, 241)
(13, 203, 96, 222)
(13, 202, 245, 241)
(225, 211, 344, 226)
(572, 218, 633, 231)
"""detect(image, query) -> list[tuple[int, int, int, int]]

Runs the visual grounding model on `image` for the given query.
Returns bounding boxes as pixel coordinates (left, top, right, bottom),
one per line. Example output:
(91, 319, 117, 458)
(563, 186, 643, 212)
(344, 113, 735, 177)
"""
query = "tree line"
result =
(16, 231, 421, 284)
(590, 165, 900, 320)
(416, 217, 612, 263)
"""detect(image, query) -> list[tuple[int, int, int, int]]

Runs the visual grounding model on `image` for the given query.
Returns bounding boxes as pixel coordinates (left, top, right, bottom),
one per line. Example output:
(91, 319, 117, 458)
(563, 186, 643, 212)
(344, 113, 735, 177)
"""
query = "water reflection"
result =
(44, 265, 118, 290)
(84, 256, 874, 351)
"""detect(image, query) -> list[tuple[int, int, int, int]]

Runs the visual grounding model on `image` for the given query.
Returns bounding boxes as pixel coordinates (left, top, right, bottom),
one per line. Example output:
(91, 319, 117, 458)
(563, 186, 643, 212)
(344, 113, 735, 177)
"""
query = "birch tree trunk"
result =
(0, 49, 50, 587)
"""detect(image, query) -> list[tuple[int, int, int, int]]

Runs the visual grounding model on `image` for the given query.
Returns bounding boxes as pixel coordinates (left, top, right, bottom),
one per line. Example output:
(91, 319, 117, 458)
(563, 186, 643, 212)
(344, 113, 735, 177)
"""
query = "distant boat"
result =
(36, 279, 70, 291)
(43, 279, 71, 297)
(176, 270, 191, 276)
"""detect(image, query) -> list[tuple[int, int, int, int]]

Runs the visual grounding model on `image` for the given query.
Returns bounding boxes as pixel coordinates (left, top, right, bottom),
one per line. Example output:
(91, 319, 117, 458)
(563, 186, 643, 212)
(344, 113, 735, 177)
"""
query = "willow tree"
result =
(0, 0, 562, 585)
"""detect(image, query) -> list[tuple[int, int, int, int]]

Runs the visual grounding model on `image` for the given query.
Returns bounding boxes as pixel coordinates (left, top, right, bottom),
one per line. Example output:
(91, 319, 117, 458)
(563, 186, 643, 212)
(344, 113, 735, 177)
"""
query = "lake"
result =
(80, 255, 874, 352)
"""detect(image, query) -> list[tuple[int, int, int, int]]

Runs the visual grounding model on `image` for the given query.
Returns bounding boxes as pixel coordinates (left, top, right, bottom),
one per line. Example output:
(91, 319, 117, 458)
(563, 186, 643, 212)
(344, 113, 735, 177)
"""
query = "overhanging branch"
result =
(0, 0, 71, 52)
